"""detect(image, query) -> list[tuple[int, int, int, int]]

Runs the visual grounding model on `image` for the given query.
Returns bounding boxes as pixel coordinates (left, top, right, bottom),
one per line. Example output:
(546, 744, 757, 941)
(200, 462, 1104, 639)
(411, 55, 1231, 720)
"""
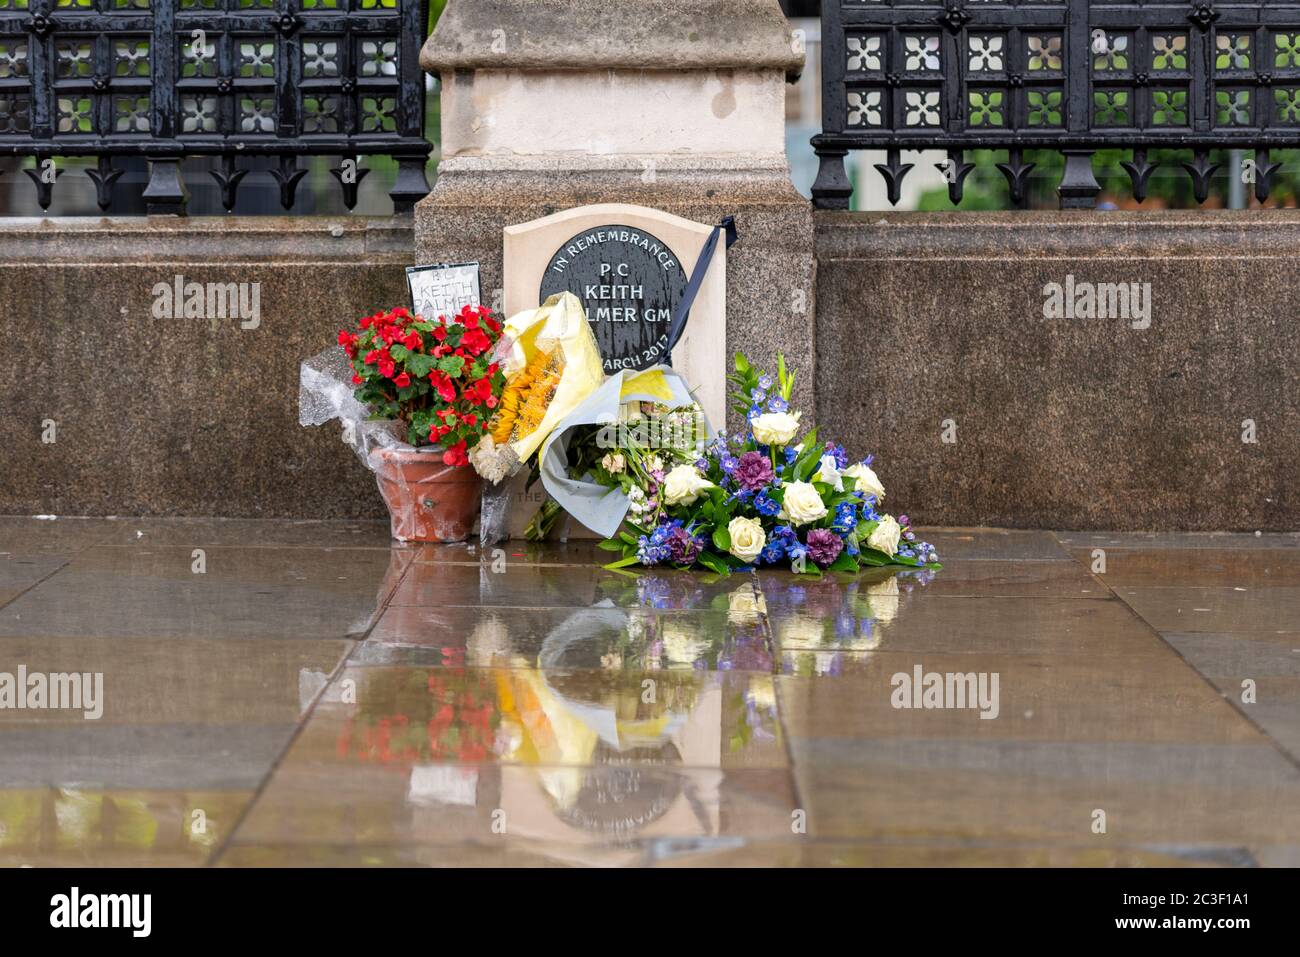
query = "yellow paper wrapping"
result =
(471, 291, 606, 481)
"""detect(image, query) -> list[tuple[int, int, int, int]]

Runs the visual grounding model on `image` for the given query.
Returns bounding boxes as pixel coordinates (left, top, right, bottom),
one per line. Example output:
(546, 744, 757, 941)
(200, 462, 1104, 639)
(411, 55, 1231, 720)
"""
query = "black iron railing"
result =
(0, 0, 430, 214)
(812, 0, 1300, 209)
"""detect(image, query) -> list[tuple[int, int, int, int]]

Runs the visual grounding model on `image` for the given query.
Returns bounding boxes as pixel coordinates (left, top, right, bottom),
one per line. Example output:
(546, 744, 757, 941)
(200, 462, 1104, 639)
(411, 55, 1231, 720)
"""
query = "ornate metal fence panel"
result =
(812, 0, 1300, 209)
(0, 0, 431, 213)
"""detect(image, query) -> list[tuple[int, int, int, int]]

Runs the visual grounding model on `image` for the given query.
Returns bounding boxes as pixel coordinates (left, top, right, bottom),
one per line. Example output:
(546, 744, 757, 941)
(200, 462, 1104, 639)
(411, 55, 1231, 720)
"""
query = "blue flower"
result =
(754, 490, 781, 517)
(758, 374, 774, 390)
(636, 519, 680, 566)
(766, 396, 789, 414)
(824, 442, 849, 470)
(719, 453, 740, 474)
(832, 501, 857, 534)
(783, 445, 799, 464)
(747, 404, 763, 421)
(750, 387, 767, 404)
(695, 457, 709, 472)
(759, 540, 786, 564)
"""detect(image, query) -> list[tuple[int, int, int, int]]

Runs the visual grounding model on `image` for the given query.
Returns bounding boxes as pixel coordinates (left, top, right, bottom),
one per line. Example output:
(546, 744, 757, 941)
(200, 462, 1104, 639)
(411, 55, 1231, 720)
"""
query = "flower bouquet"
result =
(339, 303, 506, 464)
(585, 353, 940, 576)
(328, 303, 508, 542)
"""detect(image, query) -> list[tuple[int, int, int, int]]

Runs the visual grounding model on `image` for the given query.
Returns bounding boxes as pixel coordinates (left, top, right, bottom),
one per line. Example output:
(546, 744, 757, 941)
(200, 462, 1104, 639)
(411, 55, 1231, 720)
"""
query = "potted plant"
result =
(337, 303, 506, 543)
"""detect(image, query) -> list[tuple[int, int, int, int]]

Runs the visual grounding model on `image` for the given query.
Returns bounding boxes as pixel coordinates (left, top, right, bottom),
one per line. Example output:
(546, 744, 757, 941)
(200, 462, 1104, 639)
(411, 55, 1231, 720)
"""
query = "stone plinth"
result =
(415, 0, 815, 429)
(815, 210, 1300, 531)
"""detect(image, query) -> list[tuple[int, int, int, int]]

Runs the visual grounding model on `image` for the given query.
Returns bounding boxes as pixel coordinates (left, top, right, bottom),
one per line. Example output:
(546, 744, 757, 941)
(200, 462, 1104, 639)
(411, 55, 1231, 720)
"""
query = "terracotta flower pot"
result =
(371, 447, 482, 543)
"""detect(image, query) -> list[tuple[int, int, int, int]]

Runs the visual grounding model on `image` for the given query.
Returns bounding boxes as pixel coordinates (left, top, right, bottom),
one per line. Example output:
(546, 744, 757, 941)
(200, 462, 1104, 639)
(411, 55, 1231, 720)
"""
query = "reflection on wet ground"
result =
(1, 518, 1298, 866)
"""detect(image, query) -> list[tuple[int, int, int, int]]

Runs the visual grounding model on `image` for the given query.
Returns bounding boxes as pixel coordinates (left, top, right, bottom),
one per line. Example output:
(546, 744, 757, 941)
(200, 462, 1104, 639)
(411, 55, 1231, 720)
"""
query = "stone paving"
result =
(0, 517, 1298, 867)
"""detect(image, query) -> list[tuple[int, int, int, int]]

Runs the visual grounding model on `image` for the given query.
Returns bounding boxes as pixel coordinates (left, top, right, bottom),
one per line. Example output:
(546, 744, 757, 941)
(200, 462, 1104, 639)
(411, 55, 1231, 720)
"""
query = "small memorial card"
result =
(406, 262, 481, 320)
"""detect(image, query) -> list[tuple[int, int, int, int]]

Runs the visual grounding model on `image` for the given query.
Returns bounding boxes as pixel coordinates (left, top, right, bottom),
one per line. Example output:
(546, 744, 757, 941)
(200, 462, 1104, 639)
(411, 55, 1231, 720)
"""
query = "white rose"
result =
(778, 614, 827, 649)
(601, 452, 625, 474)
(662, 464, 714, 506)
(778, 480, 828, 526)
(865, 576, 900, 623)
(746, 675, 777, 710)
(727, 516, 766, 563)
(750, 411, 801, 447)
(813, 454, 844, 492)
(843, 463, 885, 502)
(662, 621, 710, 666)
(866, 514, 902, 556)
(726, 582, 768, 624)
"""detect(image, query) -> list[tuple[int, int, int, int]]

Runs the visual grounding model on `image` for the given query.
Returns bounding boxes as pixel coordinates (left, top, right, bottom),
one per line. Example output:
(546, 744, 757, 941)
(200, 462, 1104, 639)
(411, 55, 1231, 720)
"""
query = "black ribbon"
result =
(663, 215, 738, 366)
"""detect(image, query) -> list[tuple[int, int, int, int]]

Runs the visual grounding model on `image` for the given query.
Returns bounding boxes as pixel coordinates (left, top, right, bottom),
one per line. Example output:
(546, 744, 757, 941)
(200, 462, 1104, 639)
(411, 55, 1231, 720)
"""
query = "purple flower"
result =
(805, 528, 844, 567)
(733, 450, 775, 491)
(665, 526, 701, 564)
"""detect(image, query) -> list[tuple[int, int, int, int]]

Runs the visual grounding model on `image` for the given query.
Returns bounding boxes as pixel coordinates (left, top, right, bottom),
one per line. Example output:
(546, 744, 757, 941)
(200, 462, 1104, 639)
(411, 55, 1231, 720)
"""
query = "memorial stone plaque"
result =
(538, 225, 688, 373)
(504, 204, 726, 428)
(503, 204, 728, 540)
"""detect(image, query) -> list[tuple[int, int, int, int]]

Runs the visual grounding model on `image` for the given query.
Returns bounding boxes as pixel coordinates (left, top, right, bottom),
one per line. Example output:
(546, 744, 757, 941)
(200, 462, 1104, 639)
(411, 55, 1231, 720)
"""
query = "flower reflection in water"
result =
(331, 575, 784, 852)
(775, 567, 937, 676)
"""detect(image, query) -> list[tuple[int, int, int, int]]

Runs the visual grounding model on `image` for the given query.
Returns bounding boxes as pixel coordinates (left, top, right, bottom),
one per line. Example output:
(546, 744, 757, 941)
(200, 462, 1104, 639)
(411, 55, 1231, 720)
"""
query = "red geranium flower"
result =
(462, 326, 491, 355)
(442, 440, 469, 467)
(464, 377, 493, 404)
(341, 302, 505, 451)
(430, 371, 456, 403)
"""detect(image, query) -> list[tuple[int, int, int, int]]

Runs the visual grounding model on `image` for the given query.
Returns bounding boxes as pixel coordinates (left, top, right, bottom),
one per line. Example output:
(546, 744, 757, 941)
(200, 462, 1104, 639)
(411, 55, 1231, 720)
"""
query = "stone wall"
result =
(814, 210, 1300, 531)
(7, 209, 1297, 531)
(0, 218, 409, 519)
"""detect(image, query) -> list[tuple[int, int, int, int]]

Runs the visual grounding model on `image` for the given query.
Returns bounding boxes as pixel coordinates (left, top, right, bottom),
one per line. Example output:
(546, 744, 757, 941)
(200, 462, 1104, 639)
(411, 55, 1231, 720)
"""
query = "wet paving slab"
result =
(0, 552, 66, 607)
(0, 634, 349, 866)
(1057, 531, 1300, 551)
(221, 763, 798, 863)
(785, 738, 1300, 851)
(0, 545, 410, 640)
(1098, 586, 1300, 636)
(0, 788, 253, 867)
(1, 522, 1298, 866)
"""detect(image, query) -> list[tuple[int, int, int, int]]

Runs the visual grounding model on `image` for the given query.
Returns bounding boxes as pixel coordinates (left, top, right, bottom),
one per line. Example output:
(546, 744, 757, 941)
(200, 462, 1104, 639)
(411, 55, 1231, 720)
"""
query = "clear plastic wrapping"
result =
(299, 346, 481, 543)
